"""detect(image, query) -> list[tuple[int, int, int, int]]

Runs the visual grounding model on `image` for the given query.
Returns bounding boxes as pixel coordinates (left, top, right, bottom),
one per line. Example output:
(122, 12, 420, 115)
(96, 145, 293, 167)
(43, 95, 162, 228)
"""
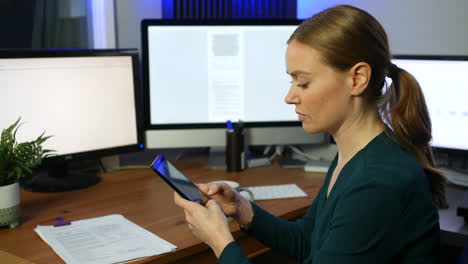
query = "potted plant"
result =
(0, 118, 52, 228)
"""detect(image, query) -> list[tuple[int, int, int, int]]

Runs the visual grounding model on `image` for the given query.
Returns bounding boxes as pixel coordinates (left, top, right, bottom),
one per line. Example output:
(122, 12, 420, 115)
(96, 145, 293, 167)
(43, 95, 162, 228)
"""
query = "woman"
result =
(174, 5, 447, 263)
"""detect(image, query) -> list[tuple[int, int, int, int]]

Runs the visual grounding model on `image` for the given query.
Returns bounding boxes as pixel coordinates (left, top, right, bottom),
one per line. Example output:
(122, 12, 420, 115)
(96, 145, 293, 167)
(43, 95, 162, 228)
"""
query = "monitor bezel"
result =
(0, 49, 145, 162)
(392, 54, 468, 156)
(141, 19, 303, 130)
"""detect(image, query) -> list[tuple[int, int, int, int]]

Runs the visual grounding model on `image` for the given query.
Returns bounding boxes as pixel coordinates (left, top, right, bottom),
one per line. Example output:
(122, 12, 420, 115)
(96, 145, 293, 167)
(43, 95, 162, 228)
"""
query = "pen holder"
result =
(225, 131, 245, 172)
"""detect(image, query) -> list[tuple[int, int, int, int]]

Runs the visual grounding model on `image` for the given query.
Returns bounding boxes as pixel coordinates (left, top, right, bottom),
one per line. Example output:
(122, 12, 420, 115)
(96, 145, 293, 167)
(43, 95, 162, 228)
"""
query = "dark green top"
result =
(217, 132, 440, 264)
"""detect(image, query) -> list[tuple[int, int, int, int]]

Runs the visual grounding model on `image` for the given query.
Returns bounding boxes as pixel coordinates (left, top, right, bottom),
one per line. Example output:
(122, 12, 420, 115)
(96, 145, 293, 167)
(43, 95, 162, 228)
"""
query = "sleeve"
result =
(216, 193, 321, 264)
(217, 241, 252, 264)
(312, 177, 404, 263)
(245, 192, 320, 261)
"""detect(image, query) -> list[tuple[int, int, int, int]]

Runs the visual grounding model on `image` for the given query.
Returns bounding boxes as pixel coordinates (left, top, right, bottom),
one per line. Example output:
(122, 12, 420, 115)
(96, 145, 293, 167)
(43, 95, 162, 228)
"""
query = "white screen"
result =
(147, 25, 298, 124)
(393, 58, 468, 150)
(0, 56, 139, 156)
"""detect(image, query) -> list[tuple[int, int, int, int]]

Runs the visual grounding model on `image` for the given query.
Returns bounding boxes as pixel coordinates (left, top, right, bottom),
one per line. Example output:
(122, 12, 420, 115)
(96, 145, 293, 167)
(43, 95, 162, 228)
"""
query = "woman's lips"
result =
(297, 112, 305, 121)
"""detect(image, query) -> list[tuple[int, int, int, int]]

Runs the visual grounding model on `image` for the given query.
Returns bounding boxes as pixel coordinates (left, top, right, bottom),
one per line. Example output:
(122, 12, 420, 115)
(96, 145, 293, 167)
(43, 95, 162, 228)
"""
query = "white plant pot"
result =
(0, 182, 20, 228)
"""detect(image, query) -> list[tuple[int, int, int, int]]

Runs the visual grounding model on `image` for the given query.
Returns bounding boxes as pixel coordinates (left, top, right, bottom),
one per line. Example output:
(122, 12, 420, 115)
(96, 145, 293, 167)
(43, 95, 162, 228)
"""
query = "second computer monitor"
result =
(0, 49, 144, 191)
(141, 19, 325, 148)
(392, 55, 468, 153)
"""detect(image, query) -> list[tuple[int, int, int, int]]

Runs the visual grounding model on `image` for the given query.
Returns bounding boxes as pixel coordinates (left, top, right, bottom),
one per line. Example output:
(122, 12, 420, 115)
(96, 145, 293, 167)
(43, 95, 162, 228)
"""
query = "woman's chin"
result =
(301, 122, 322, 134)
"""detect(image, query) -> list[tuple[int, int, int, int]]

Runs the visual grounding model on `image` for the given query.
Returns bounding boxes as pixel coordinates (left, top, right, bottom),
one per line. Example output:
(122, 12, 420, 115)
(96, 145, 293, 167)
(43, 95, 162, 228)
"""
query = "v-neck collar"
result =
(323, 131, 386, 202)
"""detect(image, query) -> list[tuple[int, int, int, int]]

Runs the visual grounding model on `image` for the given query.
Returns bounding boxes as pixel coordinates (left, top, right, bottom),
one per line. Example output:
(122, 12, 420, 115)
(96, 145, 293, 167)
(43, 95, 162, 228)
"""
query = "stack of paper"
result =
(35, 214, 177, 264)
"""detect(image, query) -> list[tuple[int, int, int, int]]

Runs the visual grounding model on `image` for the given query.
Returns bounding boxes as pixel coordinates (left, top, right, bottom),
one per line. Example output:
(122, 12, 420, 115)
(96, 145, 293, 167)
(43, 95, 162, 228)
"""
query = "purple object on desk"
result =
(53, 217, 71, 227)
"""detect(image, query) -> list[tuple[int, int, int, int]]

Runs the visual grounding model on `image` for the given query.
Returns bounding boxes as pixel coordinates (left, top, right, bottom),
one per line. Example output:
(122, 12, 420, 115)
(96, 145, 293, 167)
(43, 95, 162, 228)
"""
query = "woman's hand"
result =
(174, 192, 234, 257)
(197, 183, 253, 226)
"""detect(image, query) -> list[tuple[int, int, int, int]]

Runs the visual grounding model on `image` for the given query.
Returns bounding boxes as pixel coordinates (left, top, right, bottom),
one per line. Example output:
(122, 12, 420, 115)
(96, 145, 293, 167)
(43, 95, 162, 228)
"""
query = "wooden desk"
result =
(0, 157, 325, 264)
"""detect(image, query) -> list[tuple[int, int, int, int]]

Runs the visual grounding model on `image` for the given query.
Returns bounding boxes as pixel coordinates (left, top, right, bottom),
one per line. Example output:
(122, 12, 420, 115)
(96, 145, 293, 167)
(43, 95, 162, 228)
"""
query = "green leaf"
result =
(1, 118, 20, 147)
(0, 117, 53, 185)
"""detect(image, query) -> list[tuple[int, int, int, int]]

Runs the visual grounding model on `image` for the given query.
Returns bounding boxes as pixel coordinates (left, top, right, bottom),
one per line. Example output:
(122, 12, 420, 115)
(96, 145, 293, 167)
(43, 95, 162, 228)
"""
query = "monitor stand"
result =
(438, 167, 468, 188)
(207, 146, 226, 169)
(303, 159, 332, 172)
(208, 146, 267, 169)
(20, 162, 101, 192)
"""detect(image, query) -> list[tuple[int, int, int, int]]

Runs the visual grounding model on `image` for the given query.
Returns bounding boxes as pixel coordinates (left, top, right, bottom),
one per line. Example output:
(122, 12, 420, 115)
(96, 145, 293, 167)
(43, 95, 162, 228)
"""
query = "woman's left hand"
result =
(174, 192, 235, 258)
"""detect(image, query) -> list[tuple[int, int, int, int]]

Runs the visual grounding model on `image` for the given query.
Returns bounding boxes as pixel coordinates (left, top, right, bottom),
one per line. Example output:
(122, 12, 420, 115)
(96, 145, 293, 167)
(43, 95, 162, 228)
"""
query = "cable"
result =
(288, 145, 321, 161)
(98, 159, 107, 173)
(263, 145, 272, 156)
(175, 149, 187, 161)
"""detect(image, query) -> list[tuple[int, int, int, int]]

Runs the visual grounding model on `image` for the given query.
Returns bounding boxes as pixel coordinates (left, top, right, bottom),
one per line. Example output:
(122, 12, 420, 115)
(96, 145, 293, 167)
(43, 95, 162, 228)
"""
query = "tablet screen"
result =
(151, 155, 202, 202)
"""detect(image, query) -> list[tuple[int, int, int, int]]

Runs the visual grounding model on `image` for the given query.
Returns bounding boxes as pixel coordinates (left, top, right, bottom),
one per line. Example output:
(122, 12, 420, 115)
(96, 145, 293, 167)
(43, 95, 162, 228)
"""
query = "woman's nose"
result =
(284, 87, 299, 105)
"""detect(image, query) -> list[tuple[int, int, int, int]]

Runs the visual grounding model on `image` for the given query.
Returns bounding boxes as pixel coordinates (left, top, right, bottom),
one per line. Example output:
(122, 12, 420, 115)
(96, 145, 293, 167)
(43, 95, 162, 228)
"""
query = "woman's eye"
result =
(297, 82, 309, 88)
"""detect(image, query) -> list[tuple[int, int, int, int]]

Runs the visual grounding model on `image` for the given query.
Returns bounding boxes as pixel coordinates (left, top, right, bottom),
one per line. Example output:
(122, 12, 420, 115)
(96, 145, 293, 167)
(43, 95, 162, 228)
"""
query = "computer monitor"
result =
(392, 55, 468, 155)
(141, 19, 325, 154)
(0, 49, 144, 192)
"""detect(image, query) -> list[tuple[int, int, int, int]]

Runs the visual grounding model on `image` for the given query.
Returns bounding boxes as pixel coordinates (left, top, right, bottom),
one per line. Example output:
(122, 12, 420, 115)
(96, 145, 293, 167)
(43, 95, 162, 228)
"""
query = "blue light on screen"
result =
(297, 0, 335, 19)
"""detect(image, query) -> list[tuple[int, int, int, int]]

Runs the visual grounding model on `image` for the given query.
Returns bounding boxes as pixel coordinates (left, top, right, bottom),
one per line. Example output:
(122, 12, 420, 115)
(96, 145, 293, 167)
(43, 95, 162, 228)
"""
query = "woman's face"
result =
(285, 40, 352, 134)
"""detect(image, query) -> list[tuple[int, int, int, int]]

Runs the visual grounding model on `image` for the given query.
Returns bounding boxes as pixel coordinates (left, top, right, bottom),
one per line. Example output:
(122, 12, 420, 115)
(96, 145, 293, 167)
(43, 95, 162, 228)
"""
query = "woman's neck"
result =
(332, 108, 385, 165)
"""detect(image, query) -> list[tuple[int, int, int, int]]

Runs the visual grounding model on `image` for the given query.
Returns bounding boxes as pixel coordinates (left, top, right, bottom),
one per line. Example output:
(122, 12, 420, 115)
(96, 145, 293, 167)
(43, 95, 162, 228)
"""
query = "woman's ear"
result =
(348, 62, 371, 96)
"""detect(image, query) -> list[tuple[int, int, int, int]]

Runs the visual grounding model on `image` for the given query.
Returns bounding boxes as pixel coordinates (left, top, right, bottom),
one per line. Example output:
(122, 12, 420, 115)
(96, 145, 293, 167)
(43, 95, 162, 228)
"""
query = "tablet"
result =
(150, 155, 203, 202)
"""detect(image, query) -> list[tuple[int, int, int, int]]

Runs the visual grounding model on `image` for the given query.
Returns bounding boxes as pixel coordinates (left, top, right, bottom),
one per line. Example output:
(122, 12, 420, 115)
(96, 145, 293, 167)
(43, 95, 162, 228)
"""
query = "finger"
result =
(197, 183, 220, 196)
(200, 193, 209, 205)
(184, 210, 192, 224)
(206, 200, 228, 223)
(174, 192, 200, 212)
(196, 183, 209, 194)
(207, 183, 224, 195)
(195, 184, 211, 205)
(174, 192, 185, 207)
(205, 199, 221, 212)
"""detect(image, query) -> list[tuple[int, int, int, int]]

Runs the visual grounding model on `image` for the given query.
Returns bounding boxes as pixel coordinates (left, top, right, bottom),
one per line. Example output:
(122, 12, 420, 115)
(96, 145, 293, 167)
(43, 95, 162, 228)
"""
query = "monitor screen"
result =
(392, 56, 468, 151)
(0, 49, 144, 191)
(141, 20, 325, 149)
(147, 23, 297, 125)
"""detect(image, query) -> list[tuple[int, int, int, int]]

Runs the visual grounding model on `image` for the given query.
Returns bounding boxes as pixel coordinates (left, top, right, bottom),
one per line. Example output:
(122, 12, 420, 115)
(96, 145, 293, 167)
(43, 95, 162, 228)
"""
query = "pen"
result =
(226, 120, 234, 132)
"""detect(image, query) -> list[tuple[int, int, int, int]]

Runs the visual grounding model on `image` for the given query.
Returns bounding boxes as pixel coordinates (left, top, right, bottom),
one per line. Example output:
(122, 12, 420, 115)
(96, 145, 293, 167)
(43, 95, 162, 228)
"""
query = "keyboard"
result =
(245, 184, 308, 200)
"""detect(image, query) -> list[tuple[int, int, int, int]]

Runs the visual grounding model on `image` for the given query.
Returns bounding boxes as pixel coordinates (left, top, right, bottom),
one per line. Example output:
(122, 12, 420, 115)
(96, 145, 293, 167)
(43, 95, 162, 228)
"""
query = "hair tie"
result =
(388, 63, 399, 78)
(388, 63, 400, 97)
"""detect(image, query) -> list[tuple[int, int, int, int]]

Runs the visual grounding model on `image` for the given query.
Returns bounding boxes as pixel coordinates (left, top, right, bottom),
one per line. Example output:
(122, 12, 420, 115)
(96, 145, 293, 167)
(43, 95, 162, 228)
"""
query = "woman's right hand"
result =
(197, 183, 253, 226)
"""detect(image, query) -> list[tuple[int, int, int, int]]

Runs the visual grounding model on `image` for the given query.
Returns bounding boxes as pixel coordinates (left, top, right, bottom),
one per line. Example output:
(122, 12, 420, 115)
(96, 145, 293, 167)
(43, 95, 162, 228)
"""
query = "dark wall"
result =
(0, 1, 35, 48)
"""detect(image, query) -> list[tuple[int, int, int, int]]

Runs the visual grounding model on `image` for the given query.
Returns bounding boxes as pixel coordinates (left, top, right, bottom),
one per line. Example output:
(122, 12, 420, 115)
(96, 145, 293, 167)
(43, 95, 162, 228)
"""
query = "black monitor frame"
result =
(140, 19, 303, 130)
(0, 49, 145, 191)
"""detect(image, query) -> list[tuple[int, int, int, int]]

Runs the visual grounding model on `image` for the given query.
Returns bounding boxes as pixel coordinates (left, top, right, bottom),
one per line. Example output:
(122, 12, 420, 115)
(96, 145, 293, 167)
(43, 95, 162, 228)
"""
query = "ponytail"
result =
(380, 66, 448, 208)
